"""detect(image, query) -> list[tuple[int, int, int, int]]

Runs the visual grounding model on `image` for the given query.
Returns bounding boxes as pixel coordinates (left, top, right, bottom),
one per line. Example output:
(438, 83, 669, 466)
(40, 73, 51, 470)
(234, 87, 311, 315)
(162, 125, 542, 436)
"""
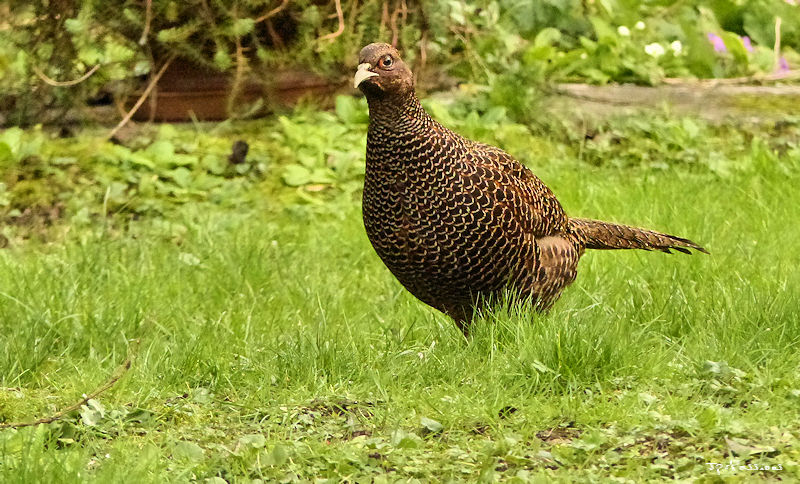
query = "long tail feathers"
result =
(569, 218, 708, 255)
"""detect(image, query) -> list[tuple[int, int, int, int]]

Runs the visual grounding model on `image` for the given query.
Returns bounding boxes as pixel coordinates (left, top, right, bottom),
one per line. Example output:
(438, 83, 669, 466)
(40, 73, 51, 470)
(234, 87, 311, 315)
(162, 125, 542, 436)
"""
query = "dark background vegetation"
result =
(1, 0, 799, 125)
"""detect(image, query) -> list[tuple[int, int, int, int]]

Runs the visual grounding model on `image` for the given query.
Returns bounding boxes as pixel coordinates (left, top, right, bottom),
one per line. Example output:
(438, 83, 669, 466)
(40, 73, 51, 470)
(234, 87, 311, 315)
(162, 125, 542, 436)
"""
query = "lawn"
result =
(1, 100, 799, 482)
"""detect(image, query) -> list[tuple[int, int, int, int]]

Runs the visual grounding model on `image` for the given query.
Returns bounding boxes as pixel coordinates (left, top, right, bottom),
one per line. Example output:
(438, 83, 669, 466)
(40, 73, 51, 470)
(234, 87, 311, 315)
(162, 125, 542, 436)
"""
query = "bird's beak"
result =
(354, 63, 378, 89)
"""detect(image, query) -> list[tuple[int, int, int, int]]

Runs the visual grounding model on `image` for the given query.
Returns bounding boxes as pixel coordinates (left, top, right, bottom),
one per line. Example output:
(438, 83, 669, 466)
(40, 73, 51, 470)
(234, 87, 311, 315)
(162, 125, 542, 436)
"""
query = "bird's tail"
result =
(569, 218, 708, 254)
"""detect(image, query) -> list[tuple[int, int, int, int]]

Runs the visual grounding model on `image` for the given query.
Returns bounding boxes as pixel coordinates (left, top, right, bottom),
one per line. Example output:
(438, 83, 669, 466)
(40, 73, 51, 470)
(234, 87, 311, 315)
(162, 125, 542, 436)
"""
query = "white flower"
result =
(617, 26, 631, 37)
(670, 40, 683, 55)
(635, 21, 646, 30)
(644, 42, 666, 58)
(580, 52, 588, 59)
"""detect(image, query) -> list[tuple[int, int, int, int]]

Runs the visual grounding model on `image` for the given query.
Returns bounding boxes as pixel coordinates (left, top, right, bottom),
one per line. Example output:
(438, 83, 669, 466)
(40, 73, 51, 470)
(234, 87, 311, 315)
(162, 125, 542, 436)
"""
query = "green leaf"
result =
(214, 49, 233, 71)
(335, 96, 368, 124)
(534, 27, 561, 48)
(282, 165, 311, 186)
(79, 399, 105, 426)
(172, 441, 205, 461)
(166, 167, 192, 188)
(420, 417, 443, 434)
(238, 434, 267, 449)
(146, 140, 175, 165)
(721, 31, 749, 66)
(0, 142, 13, 164)
(265, 444, 288, 466)
(391, 429, 422, 449)
(231, 18, 255, 37)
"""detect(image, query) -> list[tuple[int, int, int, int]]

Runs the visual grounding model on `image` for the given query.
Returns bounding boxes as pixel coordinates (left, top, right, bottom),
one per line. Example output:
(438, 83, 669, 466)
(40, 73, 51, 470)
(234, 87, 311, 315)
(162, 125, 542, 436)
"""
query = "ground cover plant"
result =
(1, 97, 799, 481)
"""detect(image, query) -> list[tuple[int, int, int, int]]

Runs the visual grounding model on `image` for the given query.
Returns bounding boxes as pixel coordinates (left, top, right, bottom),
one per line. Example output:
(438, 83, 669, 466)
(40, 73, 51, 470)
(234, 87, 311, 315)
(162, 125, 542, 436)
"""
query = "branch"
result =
(0, 341, 138, 429)
(773, 16, 782, 73)
(319, 0, 345, 41)
(107, 54, 175, 140)
(138, 0, 153, 46)
(255, 0, 290, 23)
(389, 0, 399, 47)
(32, 64, 100, 87)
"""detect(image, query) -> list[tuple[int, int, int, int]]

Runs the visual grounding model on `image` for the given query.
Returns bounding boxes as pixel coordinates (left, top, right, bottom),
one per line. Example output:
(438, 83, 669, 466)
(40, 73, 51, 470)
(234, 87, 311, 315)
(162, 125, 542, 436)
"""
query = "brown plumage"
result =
(355, 43, 707, 335)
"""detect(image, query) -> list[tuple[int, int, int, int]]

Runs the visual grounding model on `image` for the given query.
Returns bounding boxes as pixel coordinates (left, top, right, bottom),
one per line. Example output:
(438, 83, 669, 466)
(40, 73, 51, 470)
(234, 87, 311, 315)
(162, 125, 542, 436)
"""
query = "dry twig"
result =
(107, 54, 175, 140)
(139, 0, 153, 45)
(319, 0, 345, 41)
(228, 37, 248, 117)
(773, 16, 782, 73)
(32, 64, 100, 87)
(0, 342, 138, 429)
(256, 0, 290, 23)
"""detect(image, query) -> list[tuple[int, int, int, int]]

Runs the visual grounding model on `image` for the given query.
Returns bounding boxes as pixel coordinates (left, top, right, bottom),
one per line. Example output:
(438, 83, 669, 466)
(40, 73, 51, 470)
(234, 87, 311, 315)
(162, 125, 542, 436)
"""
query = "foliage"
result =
(2, 1, 800, 125)
(0, 2, 147, 126)
(3, 93, 800, 244)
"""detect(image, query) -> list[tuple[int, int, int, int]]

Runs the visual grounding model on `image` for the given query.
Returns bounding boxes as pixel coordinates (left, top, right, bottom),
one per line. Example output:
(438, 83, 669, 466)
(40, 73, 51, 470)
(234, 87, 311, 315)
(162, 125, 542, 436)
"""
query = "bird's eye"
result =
(379, 55, 393, 68)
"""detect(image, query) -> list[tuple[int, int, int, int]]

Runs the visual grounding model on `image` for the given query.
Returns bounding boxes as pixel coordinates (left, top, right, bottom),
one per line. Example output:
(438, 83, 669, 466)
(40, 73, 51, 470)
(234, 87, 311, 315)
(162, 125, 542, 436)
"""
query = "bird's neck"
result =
(366, 92, 432, 134)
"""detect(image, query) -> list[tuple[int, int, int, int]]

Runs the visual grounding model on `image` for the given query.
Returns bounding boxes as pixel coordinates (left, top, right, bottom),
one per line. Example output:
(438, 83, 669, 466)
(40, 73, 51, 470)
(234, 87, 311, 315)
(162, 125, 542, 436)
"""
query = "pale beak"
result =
(354, 63, 378, 89)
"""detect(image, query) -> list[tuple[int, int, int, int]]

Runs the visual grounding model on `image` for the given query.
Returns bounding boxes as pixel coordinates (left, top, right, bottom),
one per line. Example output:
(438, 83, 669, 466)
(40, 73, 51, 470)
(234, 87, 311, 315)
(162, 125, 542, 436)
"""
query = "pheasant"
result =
(354, 43, 706, 335)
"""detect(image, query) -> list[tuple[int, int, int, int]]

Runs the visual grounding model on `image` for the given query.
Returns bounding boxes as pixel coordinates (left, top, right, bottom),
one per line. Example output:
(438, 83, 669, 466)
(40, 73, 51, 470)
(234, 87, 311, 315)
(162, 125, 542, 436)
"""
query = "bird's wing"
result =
(460, 142, 569, 238)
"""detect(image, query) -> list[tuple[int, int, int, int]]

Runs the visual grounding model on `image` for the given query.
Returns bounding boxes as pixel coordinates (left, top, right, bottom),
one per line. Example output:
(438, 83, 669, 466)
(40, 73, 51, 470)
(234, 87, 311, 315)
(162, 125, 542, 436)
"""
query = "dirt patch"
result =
(536, 424, 583, 445)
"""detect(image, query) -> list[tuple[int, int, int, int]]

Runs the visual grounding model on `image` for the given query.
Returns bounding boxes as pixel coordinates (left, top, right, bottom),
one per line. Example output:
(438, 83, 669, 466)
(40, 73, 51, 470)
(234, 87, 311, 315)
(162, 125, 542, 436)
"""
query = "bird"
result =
(354, 42, 707, 335)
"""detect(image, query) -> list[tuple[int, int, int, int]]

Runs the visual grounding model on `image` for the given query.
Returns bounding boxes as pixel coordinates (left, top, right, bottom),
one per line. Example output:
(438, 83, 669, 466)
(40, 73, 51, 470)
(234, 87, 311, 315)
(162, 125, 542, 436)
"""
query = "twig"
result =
(0, 341, 138, 429)
(255, 0, 290, 23)
(319, 0, 344, 41)
(107, 54, 175, 140)
(773, 16, 782, 73)
(32, 64, 100, 87)
(415, 30, 427, 86)
(228, 36, 247, 117)
(265, 19, 285, 49)
(139, 0, 153, 45)
(389, 0, 400, 47)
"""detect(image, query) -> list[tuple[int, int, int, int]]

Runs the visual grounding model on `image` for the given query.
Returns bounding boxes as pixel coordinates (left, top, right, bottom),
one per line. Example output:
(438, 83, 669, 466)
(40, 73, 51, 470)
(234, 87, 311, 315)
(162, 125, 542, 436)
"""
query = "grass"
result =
(1, 104, 799, 482)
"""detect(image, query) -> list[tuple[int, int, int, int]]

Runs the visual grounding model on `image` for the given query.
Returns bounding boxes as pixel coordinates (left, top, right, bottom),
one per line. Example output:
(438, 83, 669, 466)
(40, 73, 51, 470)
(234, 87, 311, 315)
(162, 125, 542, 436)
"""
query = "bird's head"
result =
(354, 43, 414, 100)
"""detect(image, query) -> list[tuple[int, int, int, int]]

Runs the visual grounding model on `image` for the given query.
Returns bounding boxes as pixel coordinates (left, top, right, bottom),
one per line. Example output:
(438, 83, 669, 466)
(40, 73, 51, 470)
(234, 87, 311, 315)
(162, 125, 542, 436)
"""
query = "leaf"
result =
(166, 167, 193, 188)
(214, 49, 233, 71)
(173, 441, 205, 461)
(725, 436, 776, 456)
(534, 27, 561, 47)
(282, 165, 312, 187)
(721, 31, 749, 66)
(231, 18, 255, 37)
(265, 444, 288, 466)
(391, 429, 422, 449)
(146, 140, 175, 165)
(79, 399, 105, 426)
(638, 392, 658, 405)
(238, 434, 267, 449)
(204, 478, 228, 484)
(0, 143, 13, 164)
(420, 417, 443, 434)
(335, 96, 368, 124)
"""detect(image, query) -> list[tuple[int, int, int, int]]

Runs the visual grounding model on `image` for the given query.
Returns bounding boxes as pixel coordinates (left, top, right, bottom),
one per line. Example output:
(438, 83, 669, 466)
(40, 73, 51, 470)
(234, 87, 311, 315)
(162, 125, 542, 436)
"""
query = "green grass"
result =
(1, 107, 799, 482)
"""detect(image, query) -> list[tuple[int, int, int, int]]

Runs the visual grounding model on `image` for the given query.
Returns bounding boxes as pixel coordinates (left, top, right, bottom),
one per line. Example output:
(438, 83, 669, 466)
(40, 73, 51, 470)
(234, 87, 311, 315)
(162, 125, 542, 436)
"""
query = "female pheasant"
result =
(355, 43, 706, 335)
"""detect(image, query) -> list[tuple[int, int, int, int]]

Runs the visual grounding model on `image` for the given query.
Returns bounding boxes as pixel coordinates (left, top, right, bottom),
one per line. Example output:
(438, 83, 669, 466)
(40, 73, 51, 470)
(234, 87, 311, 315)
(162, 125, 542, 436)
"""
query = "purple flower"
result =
(741, 36, 753, 53)
(707, 33, 727, 53)
(778, 56, 790, 72)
